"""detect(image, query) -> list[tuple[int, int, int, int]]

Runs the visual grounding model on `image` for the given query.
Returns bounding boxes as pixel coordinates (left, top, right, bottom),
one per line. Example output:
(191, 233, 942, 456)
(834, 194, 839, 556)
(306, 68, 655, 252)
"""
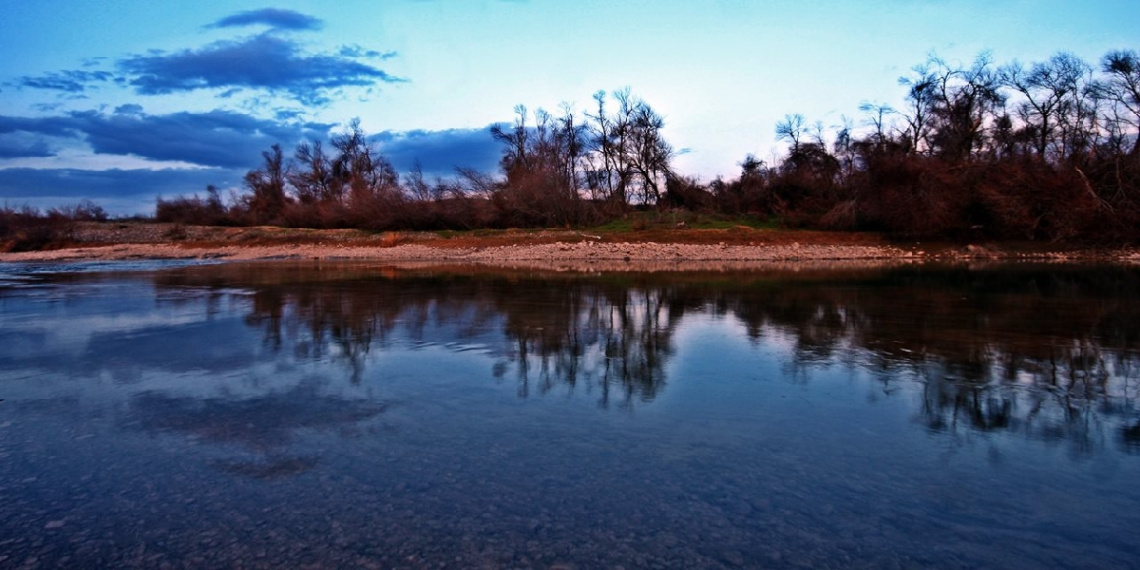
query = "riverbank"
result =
(1, 221, 1136, 269)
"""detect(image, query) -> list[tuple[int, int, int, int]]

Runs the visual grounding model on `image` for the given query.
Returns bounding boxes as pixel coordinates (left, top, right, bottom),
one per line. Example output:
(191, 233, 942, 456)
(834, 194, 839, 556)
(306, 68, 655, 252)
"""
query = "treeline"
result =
(727, 49, 1140, 241)
(158, 88, 672, 230)
(0, 200, 107, 252)
(159, 49, 1140, 242)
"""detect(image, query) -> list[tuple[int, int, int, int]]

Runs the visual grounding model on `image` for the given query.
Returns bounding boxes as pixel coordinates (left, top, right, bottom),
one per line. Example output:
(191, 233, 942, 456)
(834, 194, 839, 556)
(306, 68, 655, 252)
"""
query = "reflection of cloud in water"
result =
(210, 455, 321, 479)
(84, 319, 257, 375)
(0, 277, 255, 377)
(123, 384, 387, 477)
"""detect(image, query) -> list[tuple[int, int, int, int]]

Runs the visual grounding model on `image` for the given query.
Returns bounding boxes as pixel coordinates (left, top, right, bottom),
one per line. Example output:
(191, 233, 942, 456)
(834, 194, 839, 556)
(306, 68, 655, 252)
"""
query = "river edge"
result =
(2, 222, 1137, 270)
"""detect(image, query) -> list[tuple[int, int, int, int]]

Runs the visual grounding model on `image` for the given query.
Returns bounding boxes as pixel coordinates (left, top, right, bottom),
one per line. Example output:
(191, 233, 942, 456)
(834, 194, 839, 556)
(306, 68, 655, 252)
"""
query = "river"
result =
(1, 261, 1137, 568)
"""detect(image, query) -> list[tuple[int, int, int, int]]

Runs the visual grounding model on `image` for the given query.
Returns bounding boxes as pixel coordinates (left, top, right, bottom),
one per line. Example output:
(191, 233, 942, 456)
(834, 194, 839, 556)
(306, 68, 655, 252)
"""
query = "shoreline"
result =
(2, 222, 1137, 269)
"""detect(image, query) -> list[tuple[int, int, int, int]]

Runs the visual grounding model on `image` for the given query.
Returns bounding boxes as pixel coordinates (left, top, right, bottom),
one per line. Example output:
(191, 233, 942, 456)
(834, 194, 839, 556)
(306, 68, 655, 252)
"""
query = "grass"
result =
(434, 227, 551, 239)
(591, 212, 778, 232)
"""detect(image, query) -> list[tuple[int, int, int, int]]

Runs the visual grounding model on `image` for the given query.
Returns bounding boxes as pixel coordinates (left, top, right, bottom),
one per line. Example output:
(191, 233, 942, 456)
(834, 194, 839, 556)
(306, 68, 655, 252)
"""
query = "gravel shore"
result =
(2, 222, 1136, 270)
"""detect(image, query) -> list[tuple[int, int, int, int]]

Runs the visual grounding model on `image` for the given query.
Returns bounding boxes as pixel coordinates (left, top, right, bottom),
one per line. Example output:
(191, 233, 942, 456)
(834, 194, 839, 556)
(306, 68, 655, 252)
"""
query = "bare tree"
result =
(1095, 49, 1140, 156)
(858, 101, 894, 151)
(627, 100, 673, 204)
(490, 105, 531, 175)
(926, 52, 1006, 162)
(289, 139, 337, 204)
(775, 113, 807, 155)
(330, 119, 399, 206)
(244, 144, 289, 223)
(1002, 53, 1094, 160)
(897, 63, 938, 153)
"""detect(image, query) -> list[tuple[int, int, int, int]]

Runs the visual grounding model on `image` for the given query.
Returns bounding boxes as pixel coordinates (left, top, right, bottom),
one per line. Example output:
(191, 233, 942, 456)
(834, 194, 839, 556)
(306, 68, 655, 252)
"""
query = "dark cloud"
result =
(11, 10, 393, 108)
(0, 168, 241, 201)
(72, 108, 331, 168)
(337, 45, 398, 60)
(1, 109, 333, 168)
(2, 106, 498, 177)
(17, 69, 116, 93)
(0, 167, 246, 214)
(0, 134, 56, 158)
(119, 33, 403, 105)
(0, 112, 501, 212)
(0, 115, 76, 138)
(208, 8, 323, 31)
(113, 103, 144, 115)
(373, 126, 502, 176)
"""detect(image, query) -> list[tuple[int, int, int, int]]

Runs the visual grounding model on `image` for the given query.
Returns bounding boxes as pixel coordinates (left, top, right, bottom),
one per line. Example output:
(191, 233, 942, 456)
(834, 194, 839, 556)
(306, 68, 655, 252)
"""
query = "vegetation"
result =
(0, 200, 107, 252)
(146, 48, 1140, 242)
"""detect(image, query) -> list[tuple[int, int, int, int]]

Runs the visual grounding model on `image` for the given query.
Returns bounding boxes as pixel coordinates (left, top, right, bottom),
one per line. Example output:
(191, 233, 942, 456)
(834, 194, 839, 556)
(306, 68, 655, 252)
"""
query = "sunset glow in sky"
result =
(1, 0, 1134, 213)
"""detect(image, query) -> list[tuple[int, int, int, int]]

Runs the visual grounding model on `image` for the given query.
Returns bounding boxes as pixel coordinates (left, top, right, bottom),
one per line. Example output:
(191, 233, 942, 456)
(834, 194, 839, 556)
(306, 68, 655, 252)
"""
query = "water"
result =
(1, 261, 1137, 568)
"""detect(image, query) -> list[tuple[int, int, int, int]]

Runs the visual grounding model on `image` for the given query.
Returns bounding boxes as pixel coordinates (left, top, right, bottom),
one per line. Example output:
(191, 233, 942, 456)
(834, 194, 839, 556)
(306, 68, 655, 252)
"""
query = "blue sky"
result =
(0, 0, 1134, 214)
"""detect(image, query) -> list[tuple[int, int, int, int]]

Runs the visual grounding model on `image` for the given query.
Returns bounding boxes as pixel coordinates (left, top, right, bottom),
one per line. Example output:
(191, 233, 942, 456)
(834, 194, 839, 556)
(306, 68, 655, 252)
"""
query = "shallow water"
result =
(1, 261, 1137, 568)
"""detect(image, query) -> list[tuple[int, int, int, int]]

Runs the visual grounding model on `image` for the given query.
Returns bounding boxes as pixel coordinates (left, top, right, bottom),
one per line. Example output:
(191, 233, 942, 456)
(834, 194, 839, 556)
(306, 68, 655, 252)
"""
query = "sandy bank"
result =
(2, 222, 1136, 270)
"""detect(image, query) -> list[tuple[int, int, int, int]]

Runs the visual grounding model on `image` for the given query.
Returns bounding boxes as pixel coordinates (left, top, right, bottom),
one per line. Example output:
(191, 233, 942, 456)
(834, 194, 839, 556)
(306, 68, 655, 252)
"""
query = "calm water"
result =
(1, 261, 1137, 569)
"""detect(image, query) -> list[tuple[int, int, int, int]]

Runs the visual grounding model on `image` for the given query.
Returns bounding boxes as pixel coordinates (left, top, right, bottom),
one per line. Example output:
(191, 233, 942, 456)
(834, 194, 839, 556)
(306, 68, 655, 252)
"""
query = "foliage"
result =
(0, 200, 107, 252)
(148, 50, 1140, 243)
(723, 49, 1140, 241)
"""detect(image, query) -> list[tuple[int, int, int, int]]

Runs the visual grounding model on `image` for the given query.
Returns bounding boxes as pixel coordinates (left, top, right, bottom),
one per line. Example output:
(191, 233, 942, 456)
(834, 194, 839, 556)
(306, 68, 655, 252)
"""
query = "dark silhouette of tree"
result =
(491, 104, 590, 226)
(1002, 53, 1094, 160)
(775, 113, 807, 155)
(925, 53, 1006, 162)
(579, 88, 674, 207)
(858, 102, 894, 152)
(897, 63, 938, 154)
(243, 144, 289, 223)
(331, 119, 400, 221)
(289, 139, 338, 204)
(1096, 50, 1140, 157)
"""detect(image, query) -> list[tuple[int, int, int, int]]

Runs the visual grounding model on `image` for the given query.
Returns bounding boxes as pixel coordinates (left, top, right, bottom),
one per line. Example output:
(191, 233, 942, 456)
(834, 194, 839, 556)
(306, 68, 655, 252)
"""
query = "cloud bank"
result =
(13, 9, 399, 107)
(1, 108, 332, 168)
(374, 127, 502, 176)
(208, 8, 324, 31)
(119, 33, 402, 105)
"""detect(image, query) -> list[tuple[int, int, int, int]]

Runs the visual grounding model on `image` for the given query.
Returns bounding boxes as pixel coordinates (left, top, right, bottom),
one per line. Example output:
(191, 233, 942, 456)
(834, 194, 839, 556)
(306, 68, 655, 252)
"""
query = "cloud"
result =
(373, 126, 503, 176)
(17, 69, 116, 93)
(337, 45, 398, 60)
(3, 108, 501, 175)
(1, 108, 333, 168)
(0, 115, 77, 138)
(0, 168, 240, 201)
(0, 134, 56, 158)
(71, 108, 331, 168)
(0, 112, 502, 212)
(114, 103, 144, 115)
(119, 33, 403, 105)
(124, 385, 386, 452)
(10, 10, 395, 108)
(208, 8, 323, 31)
(0, 167, 247, 214)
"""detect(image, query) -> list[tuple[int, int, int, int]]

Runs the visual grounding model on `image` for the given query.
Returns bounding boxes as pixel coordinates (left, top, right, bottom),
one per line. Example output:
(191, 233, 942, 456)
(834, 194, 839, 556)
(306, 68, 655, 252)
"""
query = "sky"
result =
(0, 0, 1134, 214)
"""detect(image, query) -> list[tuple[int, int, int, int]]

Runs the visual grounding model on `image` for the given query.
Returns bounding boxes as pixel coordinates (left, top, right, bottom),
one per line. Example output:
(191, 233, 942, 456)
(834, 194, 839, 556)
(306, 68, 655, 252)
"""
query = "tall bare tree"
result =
(1096, 50, 1140, 156)
(244, 144, 289, 223)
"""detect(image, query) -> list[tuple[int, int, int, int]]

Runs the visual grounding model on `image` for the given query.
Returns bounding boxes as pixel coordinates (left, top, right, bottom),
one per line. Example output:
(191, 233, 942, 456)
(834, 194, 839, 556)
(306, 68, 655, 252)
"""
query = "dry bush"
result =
(0, 204, 85, 252)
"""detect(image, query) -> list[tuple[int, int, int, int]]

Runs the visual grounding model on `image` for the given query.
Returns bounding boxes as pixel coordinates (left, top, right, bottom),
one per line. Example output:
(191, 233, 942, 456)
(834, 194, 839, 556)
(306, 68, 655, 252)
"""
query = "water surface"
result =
(1, 261, 1137, 568)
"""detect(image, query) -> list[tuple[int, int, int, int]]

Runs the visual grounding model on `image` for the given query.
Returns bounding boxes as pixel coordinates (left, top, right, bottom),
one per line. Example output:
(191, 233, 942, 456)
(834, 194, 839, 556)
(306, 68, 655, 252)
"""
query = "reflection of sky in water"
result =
(0, 263, 1138, 568)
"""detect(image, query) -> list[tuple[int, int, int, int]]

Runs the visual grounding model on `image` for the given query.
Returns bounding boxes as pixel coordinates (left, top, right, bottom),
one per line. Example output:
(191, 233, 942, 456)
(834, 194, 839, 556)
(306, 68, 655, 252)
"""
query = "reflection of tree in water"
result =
(721, 267, 1140, 456)
(156, 266, 680, 406)
(494, 281, 679, 407)
(156, 264, 1140, 450)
